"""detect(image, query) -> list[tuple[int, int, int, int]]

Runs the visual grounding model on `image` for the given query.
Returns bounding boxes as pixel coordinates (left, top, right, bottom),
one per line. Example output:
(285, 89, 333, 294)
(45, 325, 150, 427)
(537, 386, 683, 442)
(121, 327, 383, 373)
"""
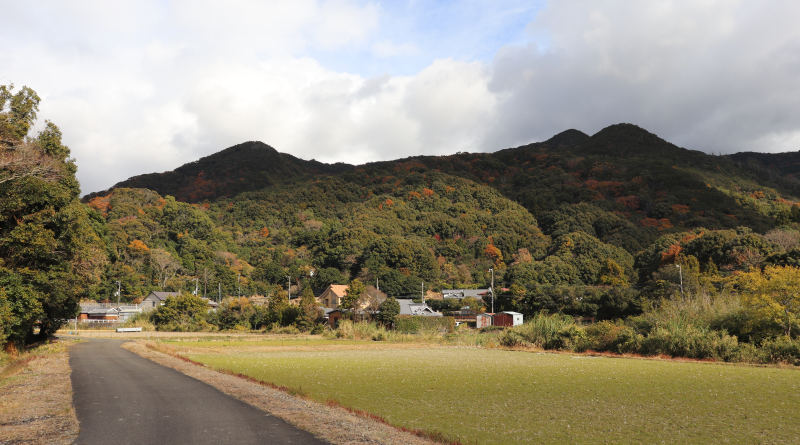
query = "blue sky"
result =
(2, 1, 800, 195)
(304, 1, 546, 77)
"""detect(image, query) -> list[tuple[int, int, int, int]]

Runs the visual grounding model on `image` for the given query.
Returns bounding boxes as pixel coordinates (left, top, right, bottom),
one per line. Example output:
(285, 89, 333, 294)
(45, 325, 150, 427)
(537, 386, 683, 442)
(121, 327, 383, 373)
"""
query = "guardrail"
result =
(116, 327, 142, 333)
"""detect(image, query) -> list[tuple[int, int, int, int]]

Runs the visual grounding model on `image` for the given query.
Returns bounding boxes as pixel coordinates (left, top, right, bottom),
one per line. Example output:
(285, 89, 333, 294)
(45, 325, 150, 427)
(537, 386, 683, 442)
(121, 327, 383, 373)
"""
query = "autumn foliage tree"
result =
(738, 265, 800, 338)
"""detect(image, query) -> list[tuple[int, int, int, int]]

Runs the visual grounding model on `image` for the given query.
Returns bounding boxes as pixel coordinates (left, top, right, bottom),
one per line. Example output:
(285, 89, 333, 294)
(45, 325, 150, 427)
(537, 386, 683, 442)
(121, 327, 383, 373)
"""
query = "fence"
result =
(67, 319, 121, 330)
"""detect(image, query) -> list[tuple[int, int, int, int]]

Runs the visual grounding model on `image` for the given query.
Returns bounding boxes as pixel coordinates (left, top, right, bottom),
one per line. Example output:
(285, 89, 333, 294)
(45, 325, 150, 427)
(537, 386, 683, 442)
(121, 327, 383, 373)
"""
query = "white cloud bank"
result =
(1, 0, 799, 194)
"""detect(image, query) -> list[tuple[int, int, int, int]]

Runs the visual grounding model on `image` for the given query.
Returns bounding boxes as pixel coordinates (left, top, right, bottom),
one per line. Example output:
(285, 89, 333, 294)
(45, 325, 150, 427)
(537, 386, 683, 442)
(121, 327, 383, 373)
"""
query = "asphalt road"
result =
(69, 339, 329, 445)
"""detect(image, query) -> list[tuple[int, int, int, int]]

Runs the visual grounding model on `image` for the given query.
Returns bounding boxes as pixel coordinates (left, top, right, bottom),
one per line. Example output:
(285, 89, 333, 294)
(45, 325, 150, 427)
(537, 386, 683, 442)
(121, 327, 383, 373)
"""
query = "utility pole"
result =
(675, 264, 684, 297)
(376, 277, 379, 292)
(218, 282, 221, 303)
(238, 274, 241, 298)
(421, 282, 425, 304)
(286, 276, 291, 300)
(115, 281, 121, 307)
(488, 268, 494, 314)
(193, 278, 198, 296)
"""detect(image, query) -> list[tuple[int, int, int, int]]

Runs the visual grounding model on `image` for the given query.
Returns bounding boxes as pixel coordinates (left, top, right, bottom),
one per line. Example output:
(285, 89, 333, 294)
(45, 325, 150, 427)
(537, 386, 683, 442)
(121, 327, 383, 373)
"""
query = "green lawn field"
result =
(184, 345, 800, 444)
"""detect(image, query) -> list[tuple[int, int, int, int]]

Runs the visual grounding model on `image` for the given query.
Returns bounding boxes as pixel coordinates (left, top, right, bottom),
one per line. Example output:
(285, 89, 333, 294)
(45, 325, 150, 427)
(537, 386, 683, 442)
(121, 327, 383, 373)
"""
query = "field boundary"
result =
(123, 340, 465, 445)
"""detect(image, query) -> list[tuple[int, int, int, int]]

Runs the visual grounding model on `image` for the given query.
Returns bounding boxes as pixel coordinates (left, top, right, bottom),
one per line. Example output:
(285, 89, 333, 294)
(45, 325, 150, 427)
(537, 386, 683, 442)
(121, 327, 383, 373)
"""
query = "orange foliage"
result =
(484, 244, 503, 265)
(631, 176, 645, 185)
(423, 188, 434, 197)
(750, 191, 766, 199)
(87, 195, 111, 216)
(260, 227, 270, 238)
(671, 204, 690, 215)
(615, 196, 640, 210)
(640, 218, 673, 230)
(661, 244, 682, 265)
(127, 239, 149, 254)
(408, 191, 422, 200)
(385, 198, 394, 206)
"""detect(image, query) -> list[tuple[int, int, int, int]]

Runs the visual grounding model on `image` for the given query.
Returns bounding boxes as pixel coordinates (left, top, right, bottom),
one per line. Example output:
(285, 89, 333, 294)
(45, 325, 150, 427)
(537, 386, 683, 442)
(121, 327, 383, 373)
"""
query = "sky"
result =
(2, 0, 800, 195)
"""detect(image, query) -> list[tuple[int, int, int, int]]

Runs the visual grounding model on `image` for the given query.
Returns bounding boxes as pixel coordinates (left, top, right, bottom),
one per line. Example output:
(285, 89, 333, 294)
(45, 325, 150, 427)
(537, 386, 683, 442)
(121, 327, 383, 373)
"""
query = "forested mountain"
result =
(85, 141, 353, 203)
(79, 123, 800, 323)
(8, 82, 800, 349)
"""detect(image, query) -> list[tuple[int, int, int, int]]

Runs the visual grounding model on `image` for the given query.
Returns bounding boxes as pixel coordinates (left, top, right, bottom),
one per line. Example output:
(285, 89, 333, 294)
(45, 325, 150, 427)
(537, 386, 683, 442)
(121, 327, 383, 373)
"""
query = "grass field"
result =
(181, 344, 800, 444)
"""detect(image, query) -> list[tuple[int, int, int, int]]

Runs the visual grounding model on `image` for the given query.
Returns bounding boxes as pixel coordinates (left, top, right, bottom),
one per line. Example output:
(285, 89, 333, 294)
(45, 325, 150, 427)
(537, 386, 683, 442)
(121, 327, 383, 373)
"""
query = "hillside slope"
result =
(85, 141, 353, 202)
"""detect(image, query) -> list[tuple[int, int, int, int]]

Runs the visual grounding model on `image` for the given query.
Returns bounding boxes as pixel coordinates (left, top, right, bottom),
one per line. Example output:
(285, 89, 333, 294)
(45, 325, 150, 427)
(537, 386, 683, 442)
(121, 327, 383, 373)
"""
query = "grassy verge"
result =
(0, 339, 80, 444)
(180, 342, 800, 445)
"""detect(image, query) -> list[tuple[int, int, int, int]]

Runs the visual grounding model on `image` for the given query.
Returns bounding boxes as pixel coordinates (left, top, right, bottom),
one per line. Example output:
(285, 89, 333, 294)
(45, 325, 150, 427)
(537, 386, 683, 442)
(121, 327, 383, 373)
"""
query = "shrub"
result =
(394, 316, 455, 334)
(638, 322, 740, 361)
(760, 337, 800, 365)
(576, 321, 638, 353)
(498, 313, 578, 350)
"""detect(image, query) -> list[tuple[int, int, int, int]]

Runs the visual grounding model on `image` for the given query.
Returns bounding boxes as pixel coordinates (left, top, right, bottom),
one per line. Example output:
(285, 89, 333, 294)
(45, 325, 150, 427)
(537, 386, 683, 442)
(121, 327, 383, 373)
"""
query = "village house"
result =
(141, 291, 180, 309)
(441, 288, 491, 300)
(319, 285, 349, 308)
(77, 305, 119, 321)
(397, 299, 442, 317)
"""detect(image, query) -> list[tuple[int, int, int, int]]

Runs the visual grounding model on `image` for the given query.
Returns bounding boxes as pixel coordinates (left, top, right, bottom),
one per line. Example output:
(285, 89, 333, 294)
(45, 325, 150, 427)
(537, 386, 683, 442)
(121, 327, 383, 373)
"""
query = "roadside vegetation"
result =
(0, 339, 79, 444)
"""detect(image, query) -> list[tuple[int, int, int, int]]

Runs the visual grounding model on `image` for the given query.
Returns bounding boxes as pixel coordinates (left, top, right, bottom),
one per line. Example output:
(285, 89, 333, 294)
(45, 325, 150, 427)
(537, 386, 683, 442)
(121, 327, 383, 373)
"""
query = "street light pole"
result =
(488, 268, 494, 314)
(675, 264, 684, 297)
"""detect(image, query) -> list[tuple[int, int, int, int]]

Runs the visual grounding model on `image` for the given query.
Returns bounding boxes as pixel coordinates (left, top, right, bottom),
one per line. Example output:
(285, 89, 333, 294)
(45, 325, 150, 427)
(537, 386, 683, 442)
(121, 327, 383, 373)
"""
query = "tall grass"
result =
(499, 313, 579, 349)
(629, 292, 745, 338)
(119, 310, 156, 331)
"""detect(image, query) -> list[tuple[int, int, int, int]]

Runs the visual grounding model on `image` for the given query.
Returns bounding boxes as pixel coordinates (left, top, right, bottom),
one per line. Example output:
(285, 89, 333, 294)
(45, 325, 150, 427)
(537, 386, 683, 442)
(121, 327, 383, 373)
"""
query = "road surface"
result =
(70, 339, 329, 445)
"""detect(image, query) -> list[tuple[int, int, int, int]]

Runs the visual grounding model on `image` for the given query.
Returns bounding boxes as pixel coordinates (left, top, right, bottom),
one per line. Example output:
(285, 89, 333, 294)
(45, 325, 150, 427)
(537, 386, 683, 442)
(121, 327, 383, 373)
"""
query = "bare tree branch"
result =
(0, 139, 62, 184)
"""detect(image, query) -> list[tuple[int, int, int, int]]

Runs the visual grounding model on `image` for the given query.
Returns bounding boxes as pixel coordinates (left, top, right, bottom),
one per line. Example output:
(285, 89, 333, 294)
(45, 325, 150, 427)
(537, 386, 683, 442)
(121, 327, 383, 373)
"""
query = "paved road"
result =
(70, 339, 329, 445)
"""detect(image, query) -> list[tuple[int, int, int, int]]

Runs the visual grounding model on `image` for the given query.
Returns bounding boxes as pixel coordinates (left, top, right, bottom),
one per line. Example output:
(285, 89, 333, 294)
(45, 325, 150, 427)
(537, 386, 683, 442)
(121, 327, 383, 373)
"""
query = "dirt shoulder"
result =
(122, 341, 440, 445)
(0, 339, 80, 445)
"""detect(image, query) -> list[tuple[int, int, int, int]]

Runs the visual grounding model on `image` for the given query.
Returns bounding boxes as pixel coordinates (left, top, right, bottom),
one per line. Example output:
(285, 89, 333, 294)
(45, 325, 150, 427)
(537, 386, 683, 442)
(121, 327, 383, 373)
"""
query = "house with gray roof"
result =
(441, 288, 491, 300)
(396, 299, 442, 317)
(141, 291, 180, 309)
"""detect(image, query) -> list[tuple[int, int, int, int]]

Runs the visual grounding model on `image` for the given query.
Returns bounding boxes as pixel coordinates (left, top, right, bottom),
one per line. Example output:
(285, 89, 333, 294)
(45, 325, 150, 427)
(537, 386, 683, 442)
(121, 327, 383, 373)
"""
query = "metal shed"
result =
(476, 313, 494, 328)
(493, 311, 523, 327)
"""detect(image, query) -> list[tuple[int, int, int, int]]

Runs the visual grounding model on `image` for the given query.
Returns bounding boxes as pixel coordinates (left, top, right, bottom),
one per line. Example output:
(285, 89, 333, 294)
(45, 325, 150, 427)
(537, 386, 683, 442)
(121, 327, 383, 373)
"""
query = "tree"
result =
(377, 297, 400, 327)
(297, 286, 322, 331)
(152, 293, 210, 330)
(217, 297, 254, 330)
(340, 278, 365, 312)
(151, 249, 182, 289)
(0, 84, 108, 347)
(738, 265, 800, 337)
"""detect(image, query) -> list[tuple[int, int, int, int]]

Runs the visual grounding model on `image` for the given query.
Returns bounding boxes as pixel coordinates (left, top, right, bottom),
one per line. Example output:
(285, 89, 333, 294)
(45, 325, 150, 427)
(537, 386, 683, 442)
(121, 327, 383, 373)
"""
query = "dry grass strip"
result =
(122, 340, 450, 445)
(0, 340, 79, 445)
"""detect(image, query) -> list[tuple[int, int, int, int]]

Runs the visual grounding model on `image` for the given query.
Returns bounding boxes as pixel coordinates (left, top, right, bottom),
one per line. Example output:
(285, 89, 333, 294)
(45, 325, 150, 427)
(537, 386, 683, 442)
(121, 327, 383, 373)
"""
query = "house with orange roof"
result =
(319, 284, 350, 308)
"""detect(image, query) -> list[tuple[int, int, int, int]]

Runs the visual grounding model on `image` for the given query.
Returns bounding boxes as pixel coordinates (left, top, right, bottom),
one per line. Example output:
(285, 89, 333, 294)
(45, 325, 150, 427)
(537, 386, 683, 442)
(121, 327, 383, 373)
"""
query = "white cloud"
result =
(484, 0, 800, 153)
(2, 1, 800, 195)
